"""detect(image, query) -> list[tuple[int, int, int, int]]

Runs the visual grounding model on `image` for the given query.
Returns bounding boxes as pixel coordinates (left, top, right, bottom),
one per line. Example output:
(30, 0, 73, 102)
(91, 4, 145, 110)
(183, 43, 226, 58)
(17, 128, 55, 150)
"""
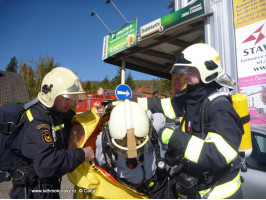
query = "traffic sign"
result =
(115, 84, 132, 100)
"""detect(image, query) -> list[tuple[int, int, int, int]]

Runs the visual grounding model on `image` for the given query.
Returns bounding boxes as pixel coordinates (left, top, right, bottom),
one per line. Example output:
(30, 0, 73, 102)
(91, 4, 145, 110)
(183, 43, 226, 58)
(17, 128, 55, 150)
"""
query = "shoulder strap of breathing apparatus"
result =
(25, 98, 57, 142)
(150, 125, 167, 180)
(200, 91, 250, 138)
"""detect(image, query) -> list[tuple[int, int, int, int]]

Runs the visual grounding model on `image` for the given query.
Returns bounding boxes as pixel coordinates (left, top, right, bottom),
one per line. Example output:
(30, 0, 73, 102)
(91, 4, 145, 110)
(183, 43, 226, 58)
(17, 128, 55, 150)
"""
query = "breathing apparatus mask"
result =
(103, 99, 151, 169)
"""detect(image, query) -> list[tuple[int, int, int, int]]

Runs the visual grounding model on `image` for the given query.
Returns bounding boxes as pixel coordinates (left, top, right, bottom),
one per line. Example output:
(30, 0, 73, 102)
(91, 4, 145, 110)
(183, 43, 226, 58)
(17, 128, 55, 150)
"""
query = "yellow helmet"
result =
(38, 67, 87, 108)
(171, 43, 236, 89)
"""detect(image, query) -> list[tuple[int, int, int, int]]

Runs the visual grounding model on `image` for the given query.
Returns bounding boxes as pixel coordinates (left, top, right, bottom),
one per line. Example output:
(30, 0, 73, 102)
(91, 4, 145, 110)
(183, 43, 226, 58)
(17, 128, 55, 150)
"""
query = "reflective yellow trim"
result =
(149, 182, 155, 188)
(54, 124, 64, 131)
(180, 117, 185, 132)
(184, 135, 204, 163)
(161, 98, 176, 119)
(161, 128, 174, 145)
(199, 173, 241, 199)
(205, 132, 238, 164)
(26, 110, 33, 122)
(112, 101, 121, 106)
(137, 98, 148, 111)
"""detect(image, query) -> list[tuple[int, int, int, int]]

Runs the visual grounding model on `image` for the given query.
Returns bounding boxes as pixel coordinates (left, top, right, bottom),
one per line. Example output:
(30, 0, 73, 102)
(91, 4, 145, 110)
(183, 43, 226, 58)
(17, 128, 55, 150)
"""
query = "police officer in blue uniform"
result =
(8, 67, 95, 199)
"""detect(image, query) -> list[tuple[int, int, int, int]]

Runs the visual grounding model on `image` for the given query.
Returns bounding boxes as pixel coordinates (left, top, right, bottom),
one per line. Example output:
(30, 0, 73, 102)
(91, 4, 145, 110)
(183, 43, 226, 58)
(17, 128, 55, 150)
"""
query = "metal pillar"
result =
(204, 0, 238, 92)
(121, 58, 126, 84)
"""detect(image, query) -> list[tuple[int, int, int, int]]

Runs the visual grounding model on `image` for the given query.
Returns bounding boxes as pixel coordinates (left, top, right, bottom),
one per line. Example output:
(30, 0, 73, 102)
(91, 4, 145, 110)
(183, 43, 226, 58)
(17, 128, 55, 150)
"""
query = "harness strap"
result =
(0, 122, 14, 134)
(241, 114, 250, 125)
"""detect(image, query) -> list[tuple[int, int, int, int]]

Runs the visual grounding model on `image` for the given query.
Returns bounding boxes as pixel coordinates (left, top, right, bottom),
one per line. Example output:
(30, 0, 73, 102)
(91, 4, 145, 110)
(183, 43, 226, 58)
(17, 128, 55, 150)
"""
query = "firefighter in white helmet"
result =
(8, 67, 95, 199)
(96, 99, 177, 198)
(160, 43, 243, 199)
(106, 43, 244, 198)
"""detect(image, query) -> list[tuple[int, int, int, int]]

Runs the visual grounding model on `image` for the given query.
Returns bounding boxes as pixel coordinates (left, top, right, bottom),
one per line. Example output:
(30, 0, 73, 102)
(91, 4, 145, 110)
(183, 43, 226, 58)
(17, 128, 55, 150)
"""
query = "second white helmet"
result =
(108, 100, 150, 158)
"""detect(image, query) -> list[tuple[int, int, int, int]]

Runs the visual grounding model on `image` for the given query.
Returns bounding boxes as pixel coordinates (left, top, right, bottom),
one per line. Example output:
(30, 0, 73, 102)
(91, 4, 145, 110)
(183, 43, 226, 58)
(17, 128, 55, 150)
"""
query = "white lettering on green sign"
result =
(189, 3, 202, 14)
(141, 22, 160, 34)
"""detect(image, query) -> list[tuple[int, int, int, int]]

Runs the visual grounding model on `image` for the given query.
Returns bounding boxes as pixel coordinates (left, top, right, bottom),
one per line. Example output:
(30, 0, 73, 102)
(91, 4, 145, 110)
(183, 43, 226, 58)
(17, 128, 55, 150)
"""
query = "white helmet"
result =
(171, 43, 236, 89)
(38, 67, 87, 108)
(108, 99, 150, 158)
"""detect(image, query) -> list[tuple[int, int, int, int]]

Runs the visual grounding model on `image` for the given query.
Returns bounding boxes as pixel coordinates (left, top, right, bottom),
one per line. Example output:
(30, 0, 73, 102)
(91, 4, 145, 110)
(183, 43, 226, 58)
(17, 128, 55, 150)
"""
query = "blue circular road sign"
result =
(115, 84, 132, 100)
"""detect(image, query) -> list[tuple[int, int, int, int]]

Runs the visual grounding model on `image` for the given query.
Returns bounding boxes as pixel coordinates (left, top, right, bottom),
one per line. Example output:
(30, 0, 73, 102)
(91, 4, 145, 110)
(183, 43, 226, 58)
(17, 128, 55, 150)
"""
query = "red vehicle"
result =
(76, 89, 145, 113)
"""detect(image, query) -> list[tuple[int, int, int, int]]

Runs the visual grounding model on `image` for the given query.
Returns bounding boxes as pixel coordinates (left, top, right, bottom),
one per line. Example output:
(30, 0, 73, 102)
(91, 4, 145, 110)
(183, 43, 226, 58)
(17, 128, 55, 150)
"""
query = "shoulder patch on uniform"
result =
(37, 124, 51, 130)
(42, 130, 54, 146)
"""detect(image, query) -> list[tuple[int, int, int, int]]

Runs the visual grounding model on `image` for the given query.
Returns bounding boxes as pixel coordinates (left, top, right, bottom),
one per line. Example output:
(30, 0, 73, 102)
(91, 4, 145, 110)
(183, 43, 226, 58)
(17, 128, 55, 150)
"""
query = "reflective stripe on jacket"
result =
(132, 97, 177, 120)
(199, 173, 241, 199)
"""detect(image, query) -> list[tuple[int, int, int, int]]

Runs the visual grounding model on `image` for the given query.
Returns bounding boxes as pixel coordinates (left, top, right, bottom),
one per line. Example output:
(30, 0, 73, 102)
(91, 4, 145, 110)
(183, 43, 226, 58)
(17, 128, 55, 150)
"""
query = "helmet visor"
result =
(171, 52, 194, 74)
(109, 121, 152, 158)
(170, 65, 189, 74)
(61, 93, 87, 101)
(61, 79, 87, 101)
(111, 136, 149, 158)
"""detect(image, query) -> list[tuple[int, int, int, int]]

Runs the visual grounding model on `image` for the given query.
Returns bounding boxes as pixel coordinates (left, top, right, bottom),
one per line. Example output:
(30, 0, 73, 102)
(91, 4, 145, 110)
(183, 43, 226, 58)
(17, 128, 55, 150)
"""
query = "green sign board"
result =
(140, 0, 205, 39)
(102, 19, 137, 60)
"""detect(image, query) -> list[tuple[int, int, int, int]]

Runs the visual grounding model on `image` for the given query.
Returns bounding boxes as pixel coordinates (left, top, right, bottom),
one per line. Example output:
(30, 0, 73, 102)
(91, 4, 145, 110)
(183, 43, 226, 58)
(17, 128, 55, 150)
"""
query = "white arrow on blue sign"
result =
(115, 84, 132, 100)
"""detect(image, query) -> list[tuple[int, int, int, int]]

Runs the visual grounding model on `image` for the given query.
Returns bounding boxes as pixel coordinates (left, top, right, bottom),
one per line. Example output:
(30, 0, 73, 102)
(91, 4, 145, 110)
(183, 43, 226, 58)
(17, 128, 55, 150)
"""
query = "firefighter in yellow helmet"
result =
(108, 43, 244, 198)
(8, 67, 94, 199)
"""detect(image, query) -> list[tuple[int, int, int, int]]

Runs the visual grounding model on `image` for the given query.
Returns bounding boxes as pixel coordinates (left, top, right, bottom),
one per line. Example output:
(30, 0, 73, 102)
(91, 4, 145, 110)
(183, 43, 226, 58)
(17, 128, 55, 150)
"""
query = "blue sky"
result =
(0, 0, 172, 82)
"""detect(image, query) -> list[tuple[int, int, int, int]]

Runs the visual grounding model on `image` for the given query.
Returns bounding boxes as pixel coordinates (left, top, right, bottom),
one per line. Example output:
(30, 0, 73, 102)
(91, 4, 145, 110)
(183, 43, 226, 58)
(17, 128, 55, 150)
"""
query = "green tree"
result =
(111, 68, 122, 89)
(159, 79, 173, 97)
(82, 81, 92, 93)
(125, 72, 135, 91)
(20, 63, 35, 99)
(100, 75, 111, 89)
(35, 55, 60, 95)
(168, 0, 175, 12)
(111, 69, 136, 91)
(152, 80, 159, 97)
(6, 56, 18, 72)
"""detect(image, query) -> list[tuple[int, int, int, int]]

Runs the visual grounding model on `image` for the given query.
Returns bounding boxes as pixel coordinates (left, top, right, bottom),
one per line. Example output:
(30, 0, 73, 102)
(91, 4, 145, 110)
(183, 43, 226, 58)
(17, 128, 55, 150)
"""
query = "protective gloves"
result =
(158, 127, 175, 150)
(158, 127, 187, 166)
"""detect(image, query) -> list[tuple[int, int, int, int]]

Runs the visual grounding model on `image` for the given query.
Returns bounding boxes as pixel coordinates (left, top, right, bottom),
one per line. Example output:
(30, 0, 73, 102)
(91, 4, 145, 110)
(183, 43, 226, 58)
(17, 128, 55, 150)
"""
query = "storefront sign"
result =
(140, 0, 205, 39)
(233, 0, 266, 130)
(102, 19, 137, 60)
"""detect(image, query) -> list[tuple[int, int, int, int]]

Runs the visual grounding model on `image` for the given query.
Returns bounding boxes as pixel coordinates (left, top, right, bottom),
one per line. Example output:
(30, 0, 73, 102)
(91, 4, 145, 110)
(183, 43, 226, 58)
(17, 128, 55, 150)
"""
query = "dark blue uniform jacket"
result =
(9, 103, 84, 179)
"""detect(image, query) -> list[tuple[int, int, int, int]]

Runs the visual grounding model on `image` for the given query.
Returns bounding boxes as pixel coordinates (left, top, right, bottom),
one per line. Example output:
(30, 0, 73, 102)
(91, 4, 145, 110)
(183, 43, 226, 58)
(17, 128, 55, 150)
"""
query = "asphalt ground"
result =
(0, 175, 74, 199)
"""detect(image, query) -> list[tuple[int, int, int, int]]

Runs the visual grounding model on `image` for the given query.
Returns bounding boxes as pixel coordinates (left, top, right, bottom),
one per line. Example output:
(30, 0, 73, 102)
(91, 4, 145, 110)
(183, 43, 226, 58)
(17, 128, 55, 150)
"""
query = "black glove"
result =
(159, 127, 185, 166)
(165, 147, 183, 166)
(158, 126, 176, 150)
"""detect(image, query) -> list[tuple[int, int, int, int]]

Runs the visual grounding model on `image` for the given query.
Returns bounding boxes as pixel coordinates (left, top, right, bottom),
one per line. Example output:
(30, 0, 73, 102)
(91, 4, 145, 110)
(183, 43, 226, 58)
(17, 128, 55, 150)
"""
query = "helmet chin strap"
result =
(127, 128, 137, 158)
(124, 99, 138, 158)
